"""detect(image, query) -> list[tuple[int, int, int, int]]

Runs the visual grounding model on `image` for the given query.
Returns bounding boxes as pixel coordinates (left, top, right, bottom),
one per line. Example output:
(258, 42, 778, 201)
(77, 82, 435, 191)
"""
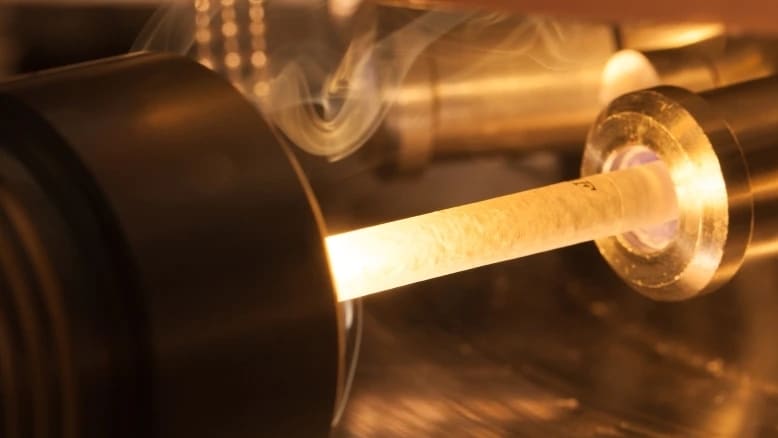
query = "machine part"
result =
(372, 7, 724, 51)
(327, 161, 677, 301)
(0, 53, 343, 437)
(139, 3, 741, 173)
(382, 20, 741, 171)
(383, 19, 616, 170)
(600, 37, 778, 104)
(146, 0, 473, 160)
(582, 75, 778, 301)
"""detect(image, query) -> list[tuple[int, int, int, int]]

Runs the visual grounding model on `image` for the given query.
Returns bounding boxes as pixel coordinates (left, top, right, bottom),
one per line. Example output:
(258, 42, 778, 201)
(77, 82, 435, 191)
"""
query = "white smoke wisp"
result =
(134, 2, 602, 160)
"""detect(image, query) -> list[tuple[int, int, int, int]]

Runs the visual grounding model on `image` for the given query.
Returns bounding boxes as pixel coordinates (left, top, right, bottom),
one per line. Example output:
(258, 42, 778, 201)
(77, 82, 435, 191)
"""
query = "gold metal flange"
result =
(583, 86, 752, 300)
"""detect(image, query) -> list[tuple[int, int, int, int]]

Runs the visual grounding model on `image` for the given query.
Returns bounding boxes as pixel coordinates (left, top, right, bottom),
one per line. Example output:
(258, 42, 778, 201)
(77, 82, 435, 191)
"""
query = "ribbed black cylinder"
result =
(0, 53, 340, 438)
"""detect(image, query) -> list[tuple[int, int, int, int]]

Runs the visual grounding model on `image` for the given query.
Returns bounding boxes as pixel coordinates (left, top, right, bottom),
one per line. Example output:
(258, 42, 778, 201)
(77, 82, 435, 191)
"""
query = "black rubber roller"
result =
(0, 53, 342, 438)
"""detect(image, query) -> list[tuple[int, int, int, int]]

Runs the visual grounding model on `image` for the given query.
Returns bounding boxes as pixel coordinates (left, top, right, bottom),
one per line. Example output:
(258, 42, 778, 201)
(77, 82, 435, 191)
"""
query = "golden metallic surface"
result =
(385, 20, 616, 170)
(383, 20, 736, 171)
(583, 88, 745, 300)
(583, 78, 778, 300)
(600, 37, 778, 103)
(178, 2, 741, 170)
(703, 78, 778, 264)
(617, 22, 726, 51)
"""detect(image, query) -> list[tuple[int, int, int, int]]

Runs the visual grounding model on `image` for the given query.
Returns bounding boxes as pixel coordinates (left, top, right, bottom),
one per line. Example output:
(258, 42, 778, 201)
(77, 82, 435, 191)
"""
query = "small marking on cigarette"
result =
(573, 181, 597, 191)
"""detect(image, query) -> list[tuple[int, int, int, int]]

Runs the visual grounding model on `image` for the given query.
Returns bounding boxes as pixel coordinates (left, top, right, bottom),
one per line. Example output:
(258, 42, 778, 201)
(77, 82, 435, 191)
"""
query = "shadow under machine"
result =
(3, 0, 778, 436)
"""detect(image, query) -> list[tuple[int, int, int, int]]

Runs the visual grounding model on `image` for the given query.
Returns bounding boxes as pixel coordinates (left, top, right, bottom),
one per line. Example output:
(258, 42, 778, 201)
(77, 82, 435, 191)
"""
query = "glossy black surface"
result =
(0, 54, 340, 438)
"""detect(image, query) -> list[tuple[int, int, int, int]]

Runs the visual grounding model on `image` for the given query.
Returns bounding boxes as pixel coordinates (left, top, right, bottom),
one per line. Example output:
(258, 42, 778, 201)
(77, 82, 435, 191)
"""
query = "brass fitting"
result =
(582, 76, 778, 300)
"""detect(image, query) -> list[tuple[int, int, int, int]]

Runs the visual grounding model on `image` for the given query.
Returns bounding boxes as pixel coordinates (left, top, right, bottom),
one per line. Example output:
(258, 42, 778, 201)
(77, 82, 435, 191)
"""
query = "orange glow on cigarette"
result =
(327, 162, 679, 302)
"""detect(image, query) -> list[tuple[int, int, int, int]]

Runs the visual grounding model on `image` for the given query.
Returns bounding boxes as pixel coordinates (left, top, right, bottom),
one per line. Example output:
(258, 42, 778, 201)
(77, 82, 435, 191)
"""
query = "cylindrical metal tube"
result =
(383, 20, 617, 170)
(584, 75, 778, 300)
(382, 23, 765, 172)
(600, 37, 778, 103)
(701, 78, 778, 260)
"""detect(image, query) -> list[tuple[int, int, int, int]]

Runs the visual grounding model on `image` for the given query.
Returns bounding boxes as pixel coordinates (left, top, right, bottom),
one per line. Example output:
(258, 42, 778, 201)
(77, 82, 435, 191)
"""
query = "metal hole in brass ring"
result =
(582, 87, 748, 301)
(602, 144, 679, 255)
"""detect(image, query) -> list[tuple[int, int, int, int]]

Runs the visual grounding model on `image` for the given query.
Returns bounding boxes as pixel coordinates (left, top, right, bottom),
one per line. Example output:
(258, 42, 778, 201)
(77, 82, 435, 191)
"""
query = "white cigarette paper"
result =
(327, 162, 678, 302)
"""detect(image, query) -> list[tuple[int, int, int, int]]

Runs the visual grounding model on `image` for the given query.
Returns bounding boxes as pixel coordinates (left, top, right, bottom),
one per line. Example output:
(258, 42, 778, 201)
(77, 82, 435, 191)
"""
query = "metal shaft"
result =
(383, 20, 616, 170)
(701, 76, 778, 260)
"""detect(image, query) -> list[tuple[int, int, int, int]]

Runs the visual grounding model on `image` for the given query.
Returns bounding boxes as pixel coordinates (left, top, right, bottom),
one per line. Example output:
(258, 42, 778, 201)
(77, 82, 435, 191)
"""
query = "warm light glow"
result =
(251, 52, 267, 68)
(329, 0, 363, 19)
(194, 0, 210, 12)
(195, 29, 212, 44)
(222, 22, 238, 37)
(225, 52, 242, 68)
(249, 7, 264, 20)
(253, 81, 270, 96)
(600, 50, 660, 104)
(194, 0, 214, 69)
(327, 162, 679, 302)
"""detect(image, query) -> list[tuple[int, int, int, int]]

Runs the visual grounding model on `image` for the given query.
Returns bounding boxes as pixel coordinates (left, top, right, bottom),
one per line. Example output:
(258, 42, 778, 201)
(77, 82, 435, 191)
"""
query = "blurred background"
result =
(0, 2, 155, 74)
(5, 2, 778, 436)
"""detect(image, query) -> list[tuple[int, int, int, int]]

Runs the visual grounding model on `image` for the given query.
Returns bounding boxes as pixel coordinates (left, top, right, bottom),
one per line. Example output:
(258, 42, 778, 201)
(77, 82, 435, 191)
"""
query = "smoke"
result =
(267, 9, 470, 159)
(135, 1, 604, 161)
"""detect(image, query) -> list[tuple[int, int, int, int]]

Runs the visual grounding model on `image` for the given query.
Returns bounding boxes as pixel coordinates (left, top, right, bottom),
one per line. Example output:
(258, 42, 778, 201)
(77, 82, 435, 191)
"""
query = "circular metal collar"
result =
(583, 86, 752, 300)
